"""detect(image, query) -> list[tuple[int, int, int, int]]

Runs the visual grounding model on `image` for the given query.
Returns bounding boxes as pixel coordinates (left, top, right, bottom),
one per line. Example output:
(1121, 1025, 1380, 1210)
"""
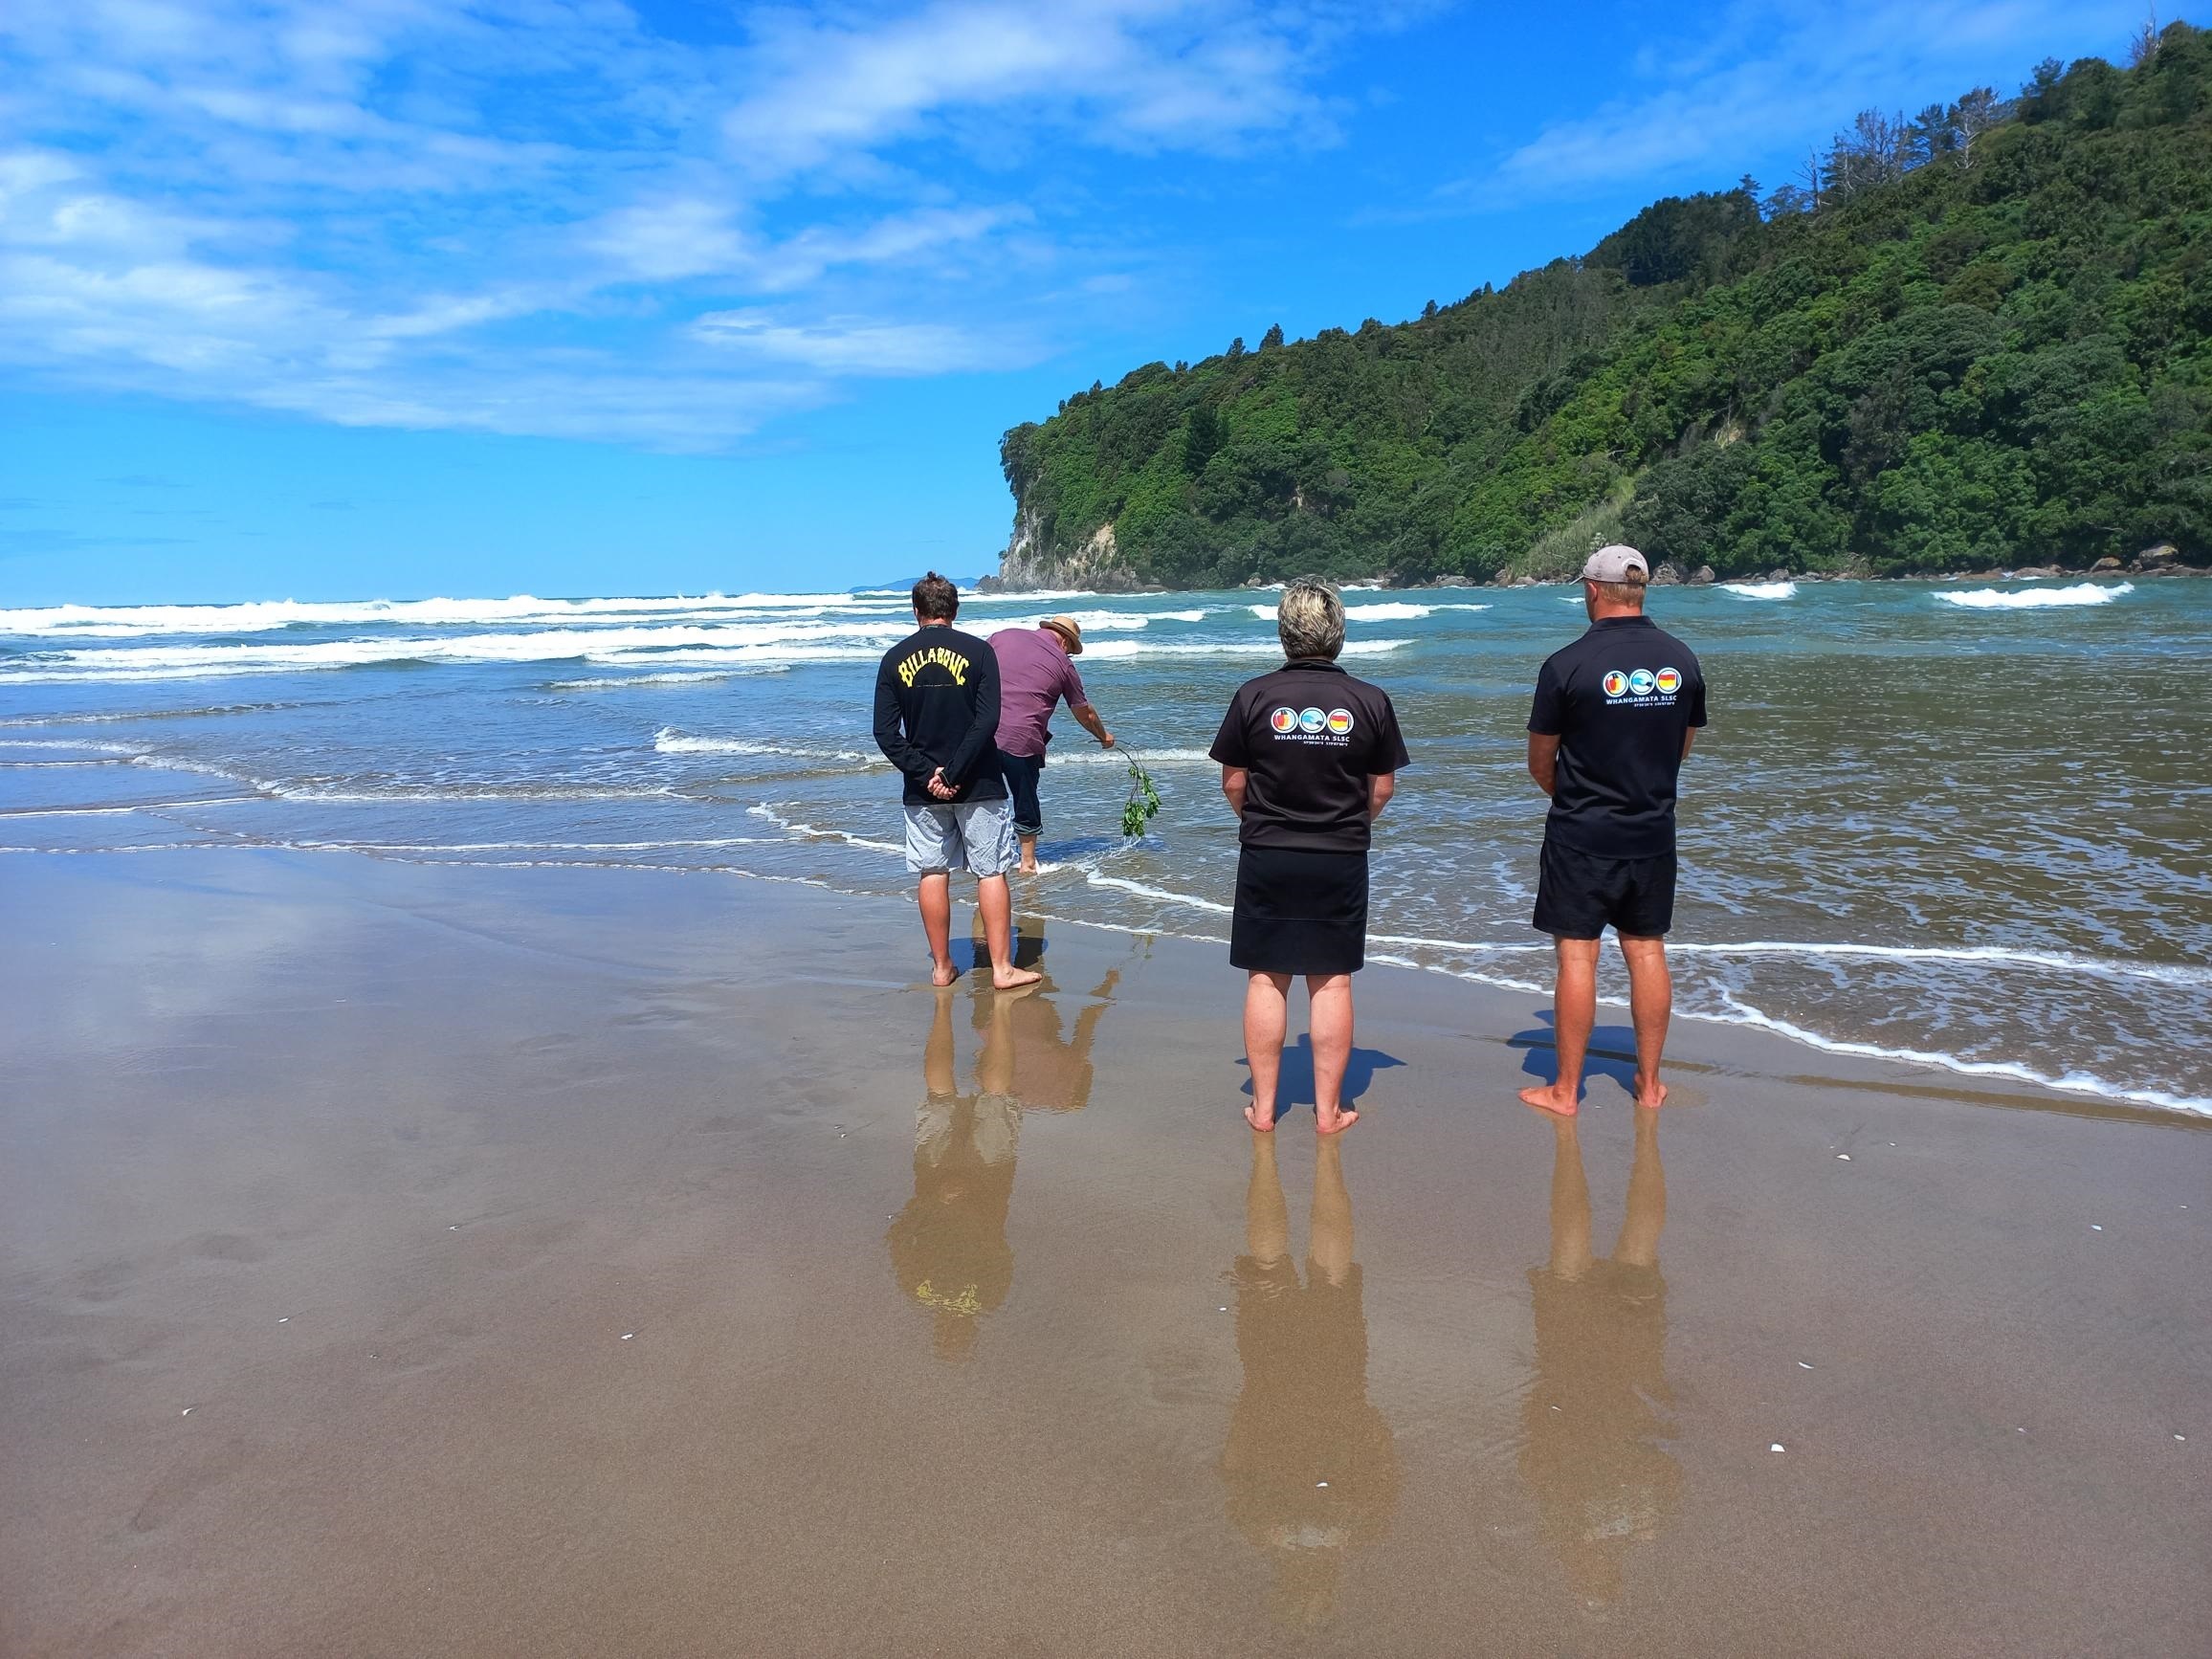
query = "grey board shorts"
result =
(903, 799, 1019, 877)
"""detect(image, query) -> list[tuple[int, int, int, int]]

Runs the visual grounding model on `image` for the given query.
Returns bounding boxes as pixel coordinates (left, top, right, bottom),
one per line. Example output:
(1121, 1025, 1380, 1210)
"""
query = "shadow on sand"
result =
(1237, 1035, 1406, 1125)
(1509, 1009, 1642, 1096)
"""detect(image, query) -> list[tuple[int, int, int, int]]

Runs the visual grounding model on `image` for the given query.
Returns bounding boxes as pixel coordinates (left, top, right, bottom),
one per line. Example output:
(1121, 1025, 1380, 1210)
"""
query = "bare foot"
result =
(930, 960, 959, 987)
(1632, 1073, 1669, 1110)
(1245, 1101, 1276, 1132)
(1315, 1103, 1360, 1136)
(990, 965, 1043, 990)
(1518, 1082, 1579, 1117)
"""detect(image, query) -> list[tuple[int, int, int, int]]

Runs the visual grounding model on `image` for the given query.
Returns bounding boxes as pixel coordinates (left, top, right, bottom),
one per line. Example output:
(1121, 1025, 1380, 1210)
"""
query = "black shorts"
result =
(1230, 847, 1368, 976)
(998, 750, 1045, 835)
(1532, 840, 1676, 939)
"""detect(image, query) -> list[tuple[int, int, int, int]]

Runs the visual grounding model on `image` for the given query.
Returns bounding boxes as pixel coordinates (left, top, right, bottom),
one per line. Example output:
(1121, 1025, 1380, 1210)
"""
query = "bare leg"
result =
(1243, 971, 1292, 1131)
(976, 874, 1040, 990)
(976, 984, 1021, 1096)
(1309, 1136, 1354, 1286)
(1246, 1130, 1289, 1263)
(1619, 933, 1672, 1109)
(1308, 972, 1358, 1135)
(1520, 937, 1600, 1116)
(1545, 1115, 1595, 1280)
(918, 872, 956, 986)
(1613, 1107, 1666, 1269)
(1017, 834, 1039, 875)
(924, 982, 958, 1095)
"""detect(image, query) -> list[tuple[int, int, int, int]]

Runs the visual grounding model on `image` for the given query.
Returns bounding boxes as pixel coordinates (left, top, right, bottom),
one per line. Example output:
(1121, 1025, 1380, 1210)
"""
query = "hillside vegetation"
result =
(997, 27, 2212, 586)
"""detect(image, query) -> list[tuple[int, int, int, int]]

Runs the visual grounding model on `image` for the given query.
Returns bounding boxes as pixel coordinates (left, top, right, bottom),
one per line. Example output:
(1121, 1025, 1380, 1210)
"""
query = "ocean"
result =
(4, 577, 2207, 1115)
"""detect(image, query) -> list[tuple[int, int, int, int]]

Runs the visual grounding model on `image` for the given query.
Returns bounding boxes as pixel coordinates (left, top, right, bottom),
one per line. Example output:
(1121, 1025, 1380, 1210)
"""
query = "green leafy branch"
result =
(1119, 747, 1162, 841)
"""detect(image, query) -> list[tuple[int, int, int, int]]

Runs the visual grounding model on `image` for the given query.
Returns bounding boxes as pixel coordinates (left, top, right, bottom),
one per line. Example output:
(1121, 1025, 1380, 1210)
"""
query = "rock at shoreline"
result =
(1690, 565, 1715, 586)
(2091, 557, 2123, 572)
(1651, 563, 1684, 586)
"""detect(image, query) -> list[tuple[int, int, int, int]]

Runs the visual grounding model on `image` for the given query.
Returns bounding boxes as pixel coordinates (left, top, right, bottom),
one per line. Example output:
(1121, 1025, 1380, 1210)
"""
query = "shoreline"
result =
(10, 821, 2204, 1120)
(3, 846, 2206, 1655)
(978, 565, 2204, 596)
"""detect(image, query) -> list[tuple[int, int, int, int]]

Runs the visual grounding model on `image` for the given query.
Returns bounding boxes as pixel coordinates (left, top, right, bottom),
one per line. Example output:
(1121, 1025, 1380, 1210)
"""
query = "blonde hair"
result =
(1592, 574, 1647, 608)
(1277, 579, 1345, 660)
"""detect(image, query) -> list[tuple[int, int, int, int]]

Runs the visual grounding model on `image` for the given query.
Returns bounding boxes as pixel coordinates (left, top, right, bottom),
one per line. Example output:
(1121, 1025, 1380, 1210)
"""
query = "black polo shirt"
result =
(1209, 658, 1409, 852)
(1529, 615, 1707, 858)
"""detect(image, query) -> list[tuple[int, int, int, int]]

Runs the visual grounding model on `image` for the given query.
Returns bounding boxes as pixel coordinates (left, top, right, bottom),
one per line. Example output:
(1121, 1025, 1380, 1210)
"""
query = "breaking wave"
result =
(1936, 582, 2133, 609)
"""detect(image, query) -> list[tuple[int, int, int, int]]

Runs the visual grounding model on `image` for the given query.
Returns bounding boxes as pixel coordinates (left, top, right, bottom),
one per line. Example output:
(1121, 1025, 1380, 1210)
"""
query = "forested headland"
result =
(994, 26, 2212, 588)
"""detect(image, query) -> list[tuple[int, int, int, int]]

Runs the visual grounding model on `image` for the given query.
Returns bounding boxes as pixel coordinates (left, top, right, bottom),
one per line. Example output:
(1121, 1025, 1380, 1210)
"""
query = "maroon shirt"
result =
(989, 626, 1087, 758)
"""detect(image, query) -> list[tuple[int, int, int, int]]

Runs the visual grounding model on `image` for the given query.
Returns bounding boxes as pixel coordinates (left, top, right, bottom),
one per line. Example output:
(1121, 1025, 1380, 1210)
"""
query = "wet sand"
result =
(1, 849, 2205, 1657)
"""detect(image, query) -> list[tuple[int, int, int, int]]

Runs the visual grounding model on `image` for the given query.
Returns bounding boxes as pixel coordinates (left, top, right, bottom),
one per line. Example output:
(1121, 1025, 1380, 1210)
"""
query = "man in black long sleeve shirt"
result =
(873, 573, 1040, 990)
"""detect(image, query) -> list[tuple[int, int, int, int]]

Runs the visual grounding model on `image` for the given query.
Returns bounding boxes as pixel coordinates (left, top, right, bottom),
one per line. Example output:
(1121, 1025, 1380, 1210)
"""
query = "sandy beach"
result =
(1, 848, 2205, 1657)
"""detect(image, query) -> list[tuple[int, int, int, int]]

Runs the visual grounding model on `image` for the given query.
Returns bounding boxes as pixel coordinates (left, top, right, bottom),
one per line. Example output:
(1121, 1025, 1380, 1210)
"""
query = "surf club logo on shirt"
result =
(1269, 703, 1355, 746)
(1604, 664, 1683, 707)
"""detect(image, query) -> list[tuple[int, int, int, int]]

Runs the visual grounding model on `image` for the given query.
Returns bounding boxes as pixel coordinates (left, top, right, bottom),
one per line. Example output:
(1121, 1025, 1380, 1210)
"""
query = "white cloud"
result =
(0, 1, 1405, 446)
(721, 0, 1356, 173)
(694, 308, 1019, 375)
(1463, 0, 2145, 203)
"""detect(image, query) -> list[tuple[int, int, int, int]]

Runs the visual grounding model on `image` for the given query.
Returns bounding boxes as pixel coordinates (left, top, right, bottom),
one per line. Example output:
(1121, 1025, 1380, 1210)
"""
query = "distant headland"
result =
(989, 29, 2212, 594)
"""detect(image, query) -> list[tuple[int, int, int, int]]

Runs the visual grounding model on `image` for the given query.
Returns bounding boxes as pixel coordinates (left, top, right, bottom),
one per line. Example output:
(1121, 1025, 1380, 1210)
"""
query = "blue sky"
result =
(0, 0, 2164, 603)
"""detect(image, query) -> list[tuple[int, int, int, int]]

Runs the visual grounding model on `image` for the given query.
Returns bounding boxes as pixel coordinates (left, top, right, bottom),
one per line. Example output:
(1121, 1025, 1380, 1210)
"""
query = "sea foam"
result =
(0, 592, 905, 637)
(1721, 581, 1798, 599)
(653, 730, 881, 764)
(1936, 582, 2133, 609)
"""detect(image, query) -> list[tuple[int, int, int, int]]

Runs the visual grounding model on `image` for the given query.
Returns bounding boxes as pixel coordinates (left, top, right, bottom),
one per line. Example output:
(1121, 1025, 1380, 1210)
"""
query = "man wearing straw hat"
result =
(987, 613, 1117, 874)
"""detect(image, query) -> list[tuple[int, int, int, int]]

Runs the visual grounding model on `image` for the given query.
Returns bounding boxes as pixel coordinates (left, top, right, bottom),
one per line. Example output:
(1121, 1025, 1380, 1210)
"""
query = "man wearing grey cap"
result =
(1521, 545, 1707, 1115)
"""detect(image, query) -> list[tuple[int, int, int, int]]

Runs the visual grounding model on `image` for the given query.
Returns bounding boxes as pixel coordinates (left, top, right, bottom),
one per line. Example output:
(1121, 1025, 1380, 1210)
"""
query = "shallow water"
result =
(3, 577, 2207, 1112)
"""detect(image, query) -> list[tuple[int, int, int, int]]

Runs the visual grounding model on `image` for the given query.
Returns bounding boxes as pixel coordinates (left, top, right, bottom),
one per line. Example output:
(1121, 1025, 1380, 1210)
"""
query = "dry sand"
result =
(1, 849, 2205, 1657)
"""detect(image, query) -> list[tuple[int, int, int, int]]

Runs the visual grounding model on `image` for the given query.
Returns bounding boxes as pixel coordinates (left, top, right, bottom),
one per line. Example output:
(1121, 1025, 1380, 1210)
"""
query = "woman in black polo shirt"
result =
(1209, 580, 1409, 1135)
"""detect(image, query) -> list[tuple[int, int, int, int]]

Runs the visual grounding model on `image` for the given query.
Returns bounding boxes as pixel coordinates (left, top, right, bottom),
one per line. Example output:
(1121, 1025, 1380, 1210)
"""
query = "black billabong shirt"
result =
(874, 624, 1008, 806)
(1529, 615, 1707, 858)
(1209, 659, 1410, 853)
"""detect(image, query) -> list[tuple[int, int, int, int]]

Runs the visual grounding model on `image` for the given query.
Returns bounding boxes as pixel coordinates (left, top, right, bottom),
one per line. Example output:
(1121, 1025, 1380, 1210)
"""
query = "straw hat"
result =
(1040, 614, 1084, 654)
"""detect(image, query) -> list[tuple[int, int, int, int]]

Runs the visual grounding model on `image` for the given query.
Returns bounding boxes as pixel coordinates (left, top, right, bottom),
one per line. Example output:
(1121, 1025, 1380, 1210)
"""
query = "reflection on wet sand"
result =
(1220, 1135, 1400, 1627)
(888, 918, 1117, 1360)
(971, 914, 1118, 1114)
(1520, 1109, 1680, 1605)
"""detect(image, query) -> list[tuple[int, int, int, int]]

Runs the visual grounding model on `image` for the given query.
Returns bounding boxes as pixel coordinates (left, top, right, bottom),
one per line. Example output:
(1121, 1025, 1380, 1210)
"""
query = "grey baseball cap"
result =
(1581, 543, 1649, 583)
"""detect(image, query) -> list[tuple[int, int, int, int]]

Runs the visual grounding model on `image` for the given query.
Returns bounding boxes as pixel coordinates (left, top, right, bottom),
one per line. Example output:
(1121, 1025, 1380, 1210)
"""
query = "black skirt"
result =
(1229, 847, 1370, 976)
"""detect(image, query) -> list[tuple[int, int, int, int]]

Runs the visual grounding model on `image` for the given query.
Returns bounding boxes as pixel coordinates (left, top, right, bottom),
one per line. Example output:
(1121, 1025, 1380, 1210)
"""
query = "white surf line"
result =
(1670, 939, 2212, 988)
(282, 836, 782, 853)
(745, 802, 904, 857)
(0, 843, 223, 854)
(0, 797, 262, 818)
(1936, 581, 2133, 609)
(1079, 870, 1234, 913)
(1713, 993, 2212, 1117)
(1369, 930, 2207, 988)
(0, 739, 145, 755)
